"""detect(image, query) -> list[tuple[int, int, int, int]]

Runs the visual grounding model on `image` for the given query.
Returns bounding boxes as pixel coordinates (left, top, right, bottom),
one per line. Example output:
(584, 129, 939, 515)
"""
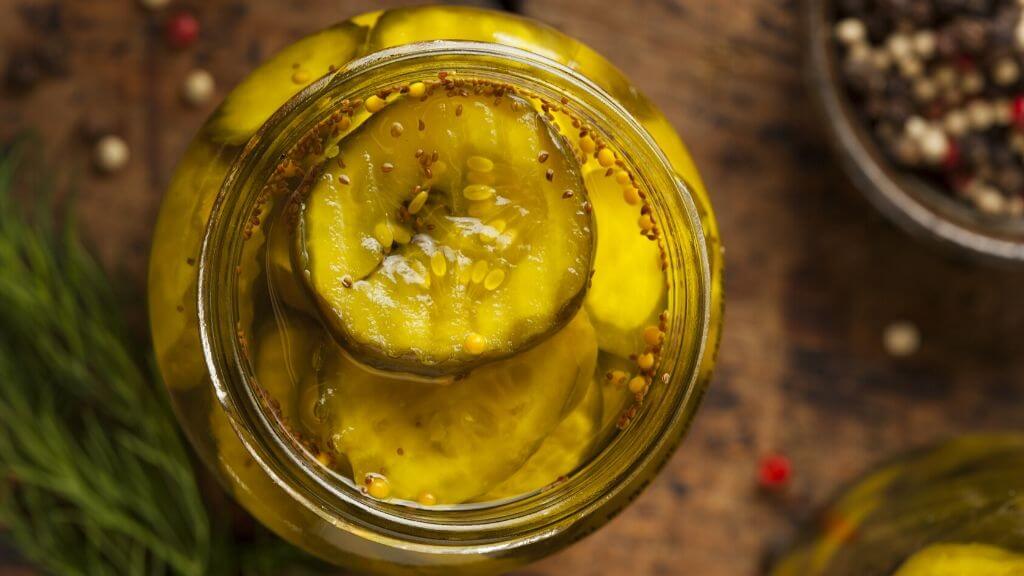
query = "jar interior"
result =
(198, 41, 712, 547)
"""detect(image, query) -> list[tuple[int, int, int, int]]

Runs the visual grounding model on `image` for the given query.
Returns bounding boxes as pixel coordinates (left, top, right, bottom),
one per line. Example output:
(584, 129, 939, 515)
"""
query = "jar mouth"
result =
(198, 40, 713, 553)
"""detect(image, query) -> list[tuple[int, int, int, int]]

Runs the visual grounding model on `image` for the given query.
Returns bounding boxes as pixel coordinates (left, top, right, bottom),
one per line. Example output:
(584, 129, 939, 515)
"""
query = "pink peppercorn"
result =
(1013, 96, 1024, 129)
(758, 454, 792, 490)
(164, 11, 199, 49)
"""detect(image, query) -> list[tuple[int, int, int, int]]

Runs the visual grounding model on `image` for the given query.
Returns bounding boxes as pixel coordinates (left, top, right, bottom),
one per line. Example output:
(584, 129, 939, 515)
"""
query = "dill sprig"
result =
(0, 145, 212, 575)
(0, 143, 331, 576)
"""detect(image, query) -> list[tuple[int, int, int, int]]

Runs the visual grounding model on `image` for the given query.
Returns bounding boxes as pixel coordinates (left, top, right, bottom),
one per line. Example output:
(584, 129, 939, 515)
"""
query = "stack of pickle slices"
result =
(229, 73, 673, 507)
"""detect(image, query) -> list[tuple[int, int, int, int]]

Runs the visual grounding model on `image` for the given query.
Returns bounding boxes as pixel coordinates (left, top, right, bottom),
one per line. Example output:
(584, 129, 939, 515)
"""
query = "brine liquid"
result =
(237, 73, 673, 507)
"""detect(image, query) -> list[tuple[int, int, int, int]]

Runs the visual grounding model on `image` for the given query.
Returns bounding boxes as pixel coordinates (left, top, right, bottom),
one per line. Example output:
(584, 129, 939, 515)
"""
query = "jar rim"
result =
(197, 40, 714, 556)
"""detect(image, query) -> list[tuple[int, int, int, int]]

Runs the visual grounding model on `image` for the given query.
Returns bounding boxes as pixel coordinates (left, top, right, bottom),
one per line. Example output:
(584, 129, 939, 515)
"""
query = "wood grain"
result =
(4, 0, 1024, 574)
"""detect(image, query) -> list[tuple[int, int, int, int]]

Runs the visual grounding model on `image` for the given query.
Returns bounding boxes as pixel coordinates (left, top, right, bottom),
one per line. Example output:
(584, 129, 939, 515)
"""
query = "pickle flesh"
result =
(300, 89, 594, 378)
(319, 311, 598, 504)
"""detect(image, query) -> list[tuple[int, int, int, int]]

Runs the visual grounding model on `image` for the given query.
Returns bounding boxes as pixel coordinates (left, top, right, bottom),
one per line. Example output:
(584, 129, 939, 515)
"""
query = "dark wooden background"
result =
(4, 0, 1024, 574)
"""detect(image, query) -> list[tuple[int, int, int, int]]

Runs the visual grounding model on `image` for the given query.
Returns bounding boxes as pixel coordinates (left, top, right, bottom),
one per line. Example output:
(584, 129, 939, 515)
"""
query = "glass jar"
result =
(772, 435, 1024, 576)
(149, 6, 723, 573)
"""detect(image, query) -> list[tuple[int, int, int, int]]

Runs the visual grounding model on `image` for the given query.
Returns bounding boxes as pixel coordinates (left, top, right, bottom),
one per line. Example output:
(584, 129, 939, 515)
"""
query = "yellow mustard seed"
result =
(408, 81, 426, 98)
(467, 155, 495, 173)
(463, 184, 495, 201)
(324, 145, 340, 159)
(628, 376, 648, 395)
(597, 147, 616, 167)
(471, 260, 489, 284)
(639, 213, 655, 231)
(580, 135, 597, 154)
(365, 94, 386, 113)
(417, 492, 437, 506)
(366, 475, 391, 499)
(408, 189, 429, 214)
(464, 332, 486, 355)
(615, 170, 632, 186)
(623, 186, 641, 206)
(430, 251, 447, 277)
(315, 452, 332, 467)
(291, 69, 311, 84)
(483, 268, 506, 291)
(610, 370, 629, 385)
(374, 221, 394, 248)
(643, 326, 664, 346)
(637, 353, 655, 371)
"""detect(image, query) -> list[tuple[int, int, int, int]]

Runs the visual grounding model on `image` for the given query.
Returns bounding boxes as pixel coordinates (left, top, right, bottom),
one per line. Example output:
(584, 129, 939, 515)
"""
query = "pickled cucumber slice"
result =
(300, 89, 594, 377)
(481, 372, 603, 501)
(894, 544, 1024, 576)
(207, 22, 366, 145)
(367, 6, 576, 64)
(253, 318, 321, 425)
(584, 166, 664, 357)
(267, 214, 315, 314)
(319, 311, 598, 504)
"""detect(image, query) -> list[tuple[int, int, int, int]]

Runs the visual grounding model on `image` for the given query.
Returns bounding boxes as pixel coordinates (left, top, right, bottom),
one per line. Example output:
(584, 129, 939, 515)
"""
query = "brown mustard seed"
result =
(382, 162, 394, 173)
(390, 122, 404, 137)
(545, 169, 554, 181)
(538, 151, 549, 163)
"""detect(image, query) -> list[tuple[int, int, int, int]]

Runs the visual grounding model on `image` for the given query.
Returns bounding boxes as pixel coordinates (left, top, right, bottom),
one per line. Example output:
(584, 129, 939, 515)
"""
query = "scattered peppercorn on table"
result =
(6, 1, 1024, 575)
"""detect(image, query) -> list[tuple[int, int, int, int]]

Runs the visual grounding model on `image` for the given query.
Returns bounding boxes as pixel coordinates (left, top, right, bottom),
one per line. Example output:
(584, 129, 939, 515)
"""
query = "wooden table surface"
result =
(5, 0, 1024, 574)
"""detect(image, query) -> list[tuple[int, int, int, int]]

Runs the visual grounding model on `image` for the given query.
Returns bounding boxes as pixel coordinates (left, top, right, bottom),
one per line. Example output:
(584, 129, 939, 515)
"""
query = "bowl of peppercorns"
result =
(809, 0, 1024, 262)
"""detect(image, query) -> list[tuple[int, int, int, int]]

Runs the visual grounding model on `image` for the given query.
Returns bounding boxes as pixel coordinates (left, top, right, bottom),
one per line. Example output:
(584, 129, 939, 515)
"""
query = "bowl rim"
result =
(806, 0, 1024, 263)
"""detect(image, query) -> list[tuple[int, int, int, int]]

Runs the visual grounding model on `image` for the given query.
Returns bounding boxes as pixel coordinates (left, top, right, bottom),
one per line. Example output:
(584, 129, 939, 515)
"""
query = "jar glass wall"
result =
(149, 6, 723, 574)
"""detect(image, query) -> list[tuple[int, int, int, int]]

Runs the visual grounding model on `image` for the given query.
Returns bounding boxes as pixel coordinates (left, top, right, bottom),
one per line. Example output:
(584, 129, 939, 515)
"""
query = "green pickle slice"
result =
(208, 22, 367, 145)
(299, 89, 595, 378)
(319, 311, 598, 504)
(894, 544, 1024, 576)
(481, 370, 604, 501)
(253, 318, 321, 426)
(584, 166, 665, 357)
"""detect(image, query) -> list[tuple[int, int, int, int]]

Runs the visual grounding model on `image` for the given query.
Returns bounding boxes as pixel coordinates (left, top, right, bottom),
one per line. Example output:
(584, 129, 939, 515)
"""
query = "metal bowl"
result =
(807, 0, 1024, 263)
